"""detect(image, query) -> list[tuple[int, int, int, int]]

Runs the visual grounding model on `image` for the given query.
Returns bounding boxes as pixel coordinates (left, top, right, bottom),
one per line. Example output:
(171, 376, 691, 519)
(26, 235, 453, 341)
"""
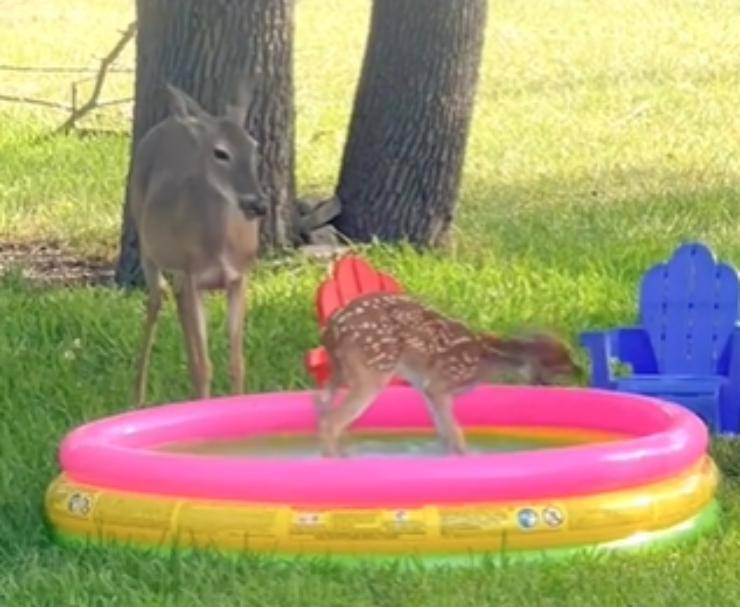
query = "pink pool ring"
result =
(45, 385, 719, 561)
(59, 385, 706, 506)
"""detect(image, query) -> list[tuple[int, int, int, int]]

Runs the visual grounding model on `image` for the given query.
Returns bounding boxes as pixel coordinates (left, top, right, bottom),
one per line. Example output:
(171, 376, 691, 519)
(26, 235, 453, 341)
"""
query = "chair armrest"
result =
(729, 326, 740, 385)
(579, 330, 614, 387)
(580, 326, 657, 386)
(611, 326, 658, 373)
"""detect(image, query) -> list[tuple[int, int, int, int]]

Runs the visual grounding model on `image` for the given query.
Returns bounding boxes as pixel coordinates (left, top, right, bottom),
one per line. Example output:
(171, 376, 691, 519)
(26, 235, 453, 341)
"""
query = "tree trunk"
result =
(115, 0, 295, 287)
(333, 0, 487, 246)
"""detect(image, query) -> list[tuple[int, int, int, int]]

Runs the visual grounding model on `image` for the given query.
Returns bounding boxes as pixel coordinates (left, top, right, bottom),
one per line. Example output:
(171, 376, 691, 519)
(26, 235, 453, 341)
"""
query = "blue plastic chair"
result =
(580, 242, 740, 433)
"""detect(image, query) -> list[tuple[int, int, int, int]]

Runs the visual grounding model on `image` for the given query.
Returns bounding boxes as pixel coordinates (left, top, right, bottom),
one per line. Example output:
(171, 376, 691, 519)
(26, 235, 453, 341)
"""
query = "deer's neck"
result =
(477, 336, 533, 383)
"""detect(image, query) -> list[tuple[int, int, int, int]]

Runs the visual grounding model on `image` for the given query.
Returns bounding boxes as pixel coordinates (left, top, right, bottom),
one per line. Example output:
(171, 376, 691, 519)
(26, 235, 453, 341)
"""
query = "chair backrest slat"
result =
(639, 242, 739, 374)
(316, 255, 403, 327)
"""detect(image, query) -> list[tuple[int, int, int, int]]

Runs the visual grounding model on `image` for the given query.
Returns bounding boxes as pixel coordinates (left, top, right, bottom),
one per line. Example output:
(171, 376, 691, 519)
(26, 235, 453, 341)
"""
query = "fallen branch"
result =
(55, 21, 136, 133)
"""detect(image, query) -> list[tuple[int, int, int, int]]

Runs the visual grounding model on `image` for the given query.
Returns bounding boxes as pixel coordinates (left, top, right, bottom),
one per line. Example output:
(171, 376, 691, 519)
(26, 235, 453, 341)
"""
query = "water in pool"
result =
(158, 430, 587, 459)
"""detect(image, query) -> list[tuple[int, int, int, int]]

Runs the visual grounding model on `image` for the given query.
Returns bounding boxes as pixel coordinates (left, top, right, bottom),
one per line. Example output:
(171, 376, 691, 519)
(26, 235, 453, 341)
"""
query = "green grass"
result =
(2, 0, 740, 605)
(1, 265, 740, 606)
(2, 0, 739, 261)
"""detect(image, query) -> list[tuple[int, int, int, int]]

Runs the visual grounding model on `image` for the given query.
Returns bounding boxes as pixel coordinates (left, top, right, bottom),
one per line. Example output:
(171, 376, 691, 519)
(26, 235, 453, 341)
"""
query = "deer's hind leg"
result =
(422, 387, 467, 455)
(134, 257, 167, 406)
(319, 353, 392, 457)
(319, 382, 387, 457)
(315, 366, 341, 415)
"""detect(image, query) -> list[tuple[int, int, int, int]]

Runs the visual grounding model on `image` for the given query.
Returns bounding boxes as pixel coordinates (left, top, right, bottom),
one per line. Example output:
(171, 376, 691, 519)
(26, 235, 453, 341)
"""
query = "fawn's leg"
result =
(314, 359, 342, 452)
(422, 388, 467, 455)
(315, 371, 340, 414)
(175, 276, 212, 399)
(226, 276, 247, 393)
(315, 349, 345, 414)
(134, 258, 166, 406)
(319, 371, 390, 457)
(315, 369, 342, 448)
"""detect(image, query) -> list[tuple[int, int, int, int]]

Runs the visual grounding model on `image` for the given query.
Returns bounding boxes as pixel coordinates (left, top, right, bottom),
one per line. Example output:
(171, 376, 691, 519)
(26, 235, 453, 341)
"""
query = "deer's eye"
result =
(213, 147, 231, 162)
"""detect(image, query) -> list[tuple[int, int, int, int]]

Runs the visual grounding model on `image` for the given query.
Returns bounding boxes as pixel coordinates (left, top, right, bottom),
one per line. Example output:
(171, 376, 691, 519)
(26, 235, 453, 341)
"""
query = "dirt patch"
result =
(0, 240, 356, 287)
(0, 241, 115, 286)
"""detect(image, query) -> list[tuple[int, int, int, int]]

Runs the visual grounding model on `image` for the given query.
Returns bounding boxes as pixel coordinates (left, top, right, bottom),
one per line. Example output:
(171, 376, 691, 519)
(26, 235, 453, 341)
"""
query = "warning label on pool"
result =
(439, 509, 509, 537)
(542, 505, 565, 528)
(290, 508, 427, 540)
(66, 491, 93, 519)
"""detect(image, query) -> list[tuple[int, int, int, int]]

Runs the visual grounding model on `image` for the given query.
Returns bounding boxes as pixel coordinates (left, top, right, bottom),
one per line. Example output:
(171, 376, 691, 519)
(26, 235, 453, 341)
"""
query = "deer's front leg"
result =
(226, 276, 247, 393)
(175, 277, 212, 399)
(134, 258, 166, 406)
(423, 388, 467, 455)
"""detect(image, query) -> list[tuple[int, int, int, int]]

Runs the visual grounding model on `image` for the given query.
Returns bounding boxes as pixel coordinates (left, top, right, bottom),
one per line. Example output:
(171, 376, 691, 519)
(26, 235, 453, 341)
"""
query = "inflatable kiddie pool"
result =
(45, 385, 719, 564)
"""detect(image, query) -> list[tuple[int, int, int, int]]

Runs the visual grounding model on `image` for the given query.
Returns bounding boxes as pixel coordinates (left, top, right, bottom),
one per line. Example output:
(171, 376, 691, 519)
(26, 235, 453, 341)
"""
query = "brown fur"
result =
(316, 293, 580, 456)
(131, 83, 266, 405)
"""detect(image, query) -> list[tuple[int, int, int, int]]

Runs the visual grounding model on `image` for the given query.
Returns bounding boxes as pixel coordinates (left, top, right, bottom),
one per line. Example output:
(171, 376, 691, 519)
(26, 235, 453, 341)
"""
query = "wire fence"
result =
(0, 21, 136, 134)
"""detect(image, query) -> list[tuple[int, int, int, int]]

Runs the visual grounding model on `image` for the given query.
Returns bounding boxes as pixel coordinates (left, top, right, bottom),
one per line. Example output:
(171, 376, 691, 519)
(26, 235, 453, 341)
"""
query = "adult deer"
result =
(130, 81, 267, 406)
(317, 293, 581, 456)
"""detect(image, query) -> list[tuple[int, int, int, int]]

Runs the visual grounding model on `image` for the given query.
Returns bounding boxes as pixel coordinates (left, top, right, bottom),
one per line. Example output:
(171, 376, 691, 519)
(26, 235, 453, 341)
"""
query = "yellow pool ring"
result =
(45, 455, 718, 558)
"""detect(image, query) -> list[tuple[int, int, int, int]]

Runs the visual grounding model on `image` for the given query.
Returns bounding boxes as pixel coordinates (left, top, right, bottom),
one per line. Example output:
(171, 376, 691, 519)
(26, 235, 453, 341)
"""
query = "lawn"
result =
(2, 0, 740, 605)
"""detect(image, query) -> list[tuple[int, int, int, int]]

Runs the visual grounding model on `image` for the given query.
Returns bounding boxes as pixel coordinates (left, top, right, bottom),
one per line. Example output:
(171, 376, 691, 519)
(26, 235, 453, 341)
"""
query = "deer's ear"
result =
(225, 75, 253, 125)
(166, 84, 207, 120)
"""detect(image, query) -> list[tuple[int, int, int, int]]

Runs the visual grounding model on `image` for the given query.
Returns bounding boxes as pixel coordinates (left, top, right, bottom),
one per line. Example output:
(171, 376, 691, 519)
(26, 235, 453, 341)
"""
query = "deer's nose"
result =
(238, 193, 268, 217)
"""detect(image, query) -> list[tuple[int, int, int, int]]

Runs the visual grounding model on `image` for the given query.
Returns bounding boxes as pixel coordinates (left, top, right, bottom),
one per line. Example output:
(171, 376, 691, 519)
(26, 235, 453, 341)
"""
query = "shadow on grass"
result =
(456, 173, 740, 272)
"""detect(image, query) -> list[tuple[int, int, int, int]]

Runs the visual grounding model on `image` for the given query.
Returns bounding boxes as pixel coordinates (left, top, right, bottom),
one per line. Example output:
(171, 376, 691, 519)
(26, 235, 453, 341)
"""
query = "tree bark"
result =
(333, 0, 487, 246)
(115, 0, 295, 287)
